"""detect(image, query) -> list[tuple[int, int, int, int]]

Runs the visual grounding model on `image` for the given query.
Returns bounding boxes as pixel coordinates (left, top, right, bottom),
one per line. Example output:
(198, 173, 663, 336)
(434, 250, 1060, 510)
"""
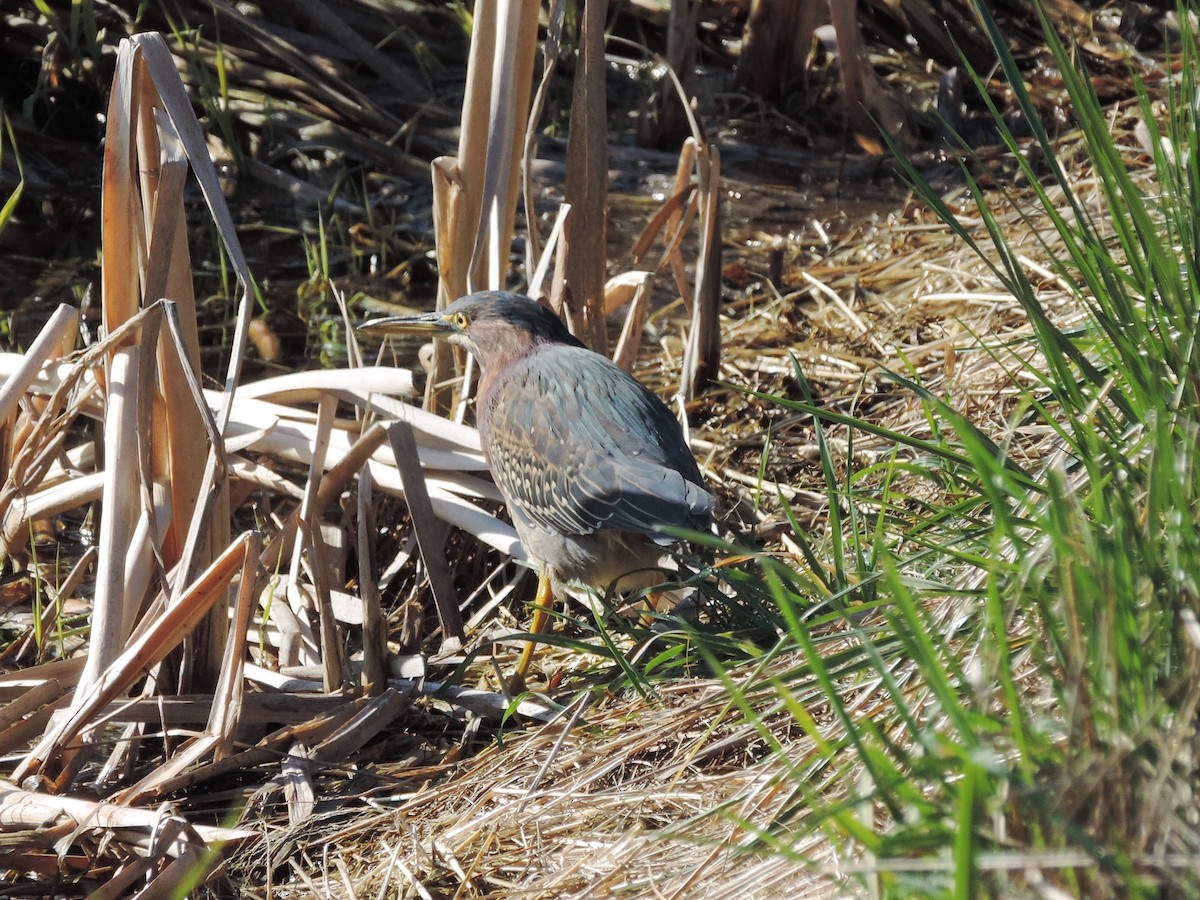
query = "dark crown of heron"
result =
(441, 292, 584, 373)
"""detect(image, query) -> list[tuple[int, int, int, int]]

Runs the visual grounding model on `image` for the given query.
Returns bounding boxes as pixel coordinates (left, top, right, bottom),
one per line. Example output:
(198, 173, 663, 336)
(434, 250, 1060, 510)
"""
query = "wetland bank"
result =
(1, 1, 1197, 897)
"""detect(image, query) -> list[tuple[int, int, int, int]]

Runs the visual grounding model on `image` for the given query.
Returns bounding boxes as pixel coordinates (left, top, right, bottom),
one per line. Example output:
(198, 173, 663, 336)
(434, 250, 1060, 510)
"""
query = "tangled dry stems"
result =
(0, 10, 1162, 891)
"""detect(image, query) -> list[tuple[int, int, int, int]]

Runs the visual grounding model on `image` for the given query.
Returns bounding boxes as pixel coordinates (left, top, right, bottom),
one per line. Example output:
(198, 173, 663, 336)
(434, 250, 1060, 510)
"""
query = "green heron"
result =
(363, 291, 712, 685)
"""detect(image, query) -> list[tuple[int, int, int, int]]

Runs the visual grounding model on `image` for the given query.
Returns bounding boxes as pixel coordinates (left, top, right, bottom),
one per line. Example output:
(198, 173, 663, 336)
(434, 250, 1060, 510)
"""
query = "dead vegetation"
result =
(0, 0, 1186, 897)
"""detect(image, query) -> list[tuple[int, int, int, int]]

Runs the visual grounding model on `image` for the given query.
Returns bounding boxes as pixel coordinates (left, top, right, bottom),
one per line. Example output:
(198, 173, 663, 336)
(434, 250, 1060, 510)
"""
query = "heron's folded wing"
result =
(484, 347, 711, 537)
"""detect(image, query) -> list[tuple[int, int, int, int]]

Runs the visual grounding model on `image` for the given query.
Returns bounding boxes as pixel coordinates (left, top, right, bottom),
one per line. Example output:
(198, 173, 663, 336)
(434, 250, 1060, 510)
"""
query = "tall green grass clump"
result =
(694, 4, 1200, 896)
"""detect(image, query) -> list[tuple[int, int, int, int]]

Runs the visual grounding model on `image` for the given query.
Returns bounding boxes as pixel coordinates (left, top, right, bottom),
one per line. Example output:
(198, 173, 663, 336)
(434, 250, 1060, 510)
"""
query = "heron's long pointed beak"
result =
(357, 311, 455, 337)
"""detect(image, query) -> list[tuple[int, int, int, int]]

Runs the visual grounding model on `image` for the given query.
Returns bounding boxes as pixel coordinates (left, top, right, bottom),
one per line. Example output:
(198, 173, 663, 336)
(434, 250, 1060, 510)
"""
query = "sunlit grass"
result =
(688, 2, 1200, 896)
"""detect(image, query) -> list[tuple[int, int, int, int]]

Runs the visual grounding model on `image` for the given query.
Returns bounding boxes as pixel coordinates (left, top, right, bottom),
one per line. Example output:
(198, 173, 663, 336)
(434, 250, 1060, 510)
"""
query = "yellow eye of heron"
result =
(451, 312, 470, 329)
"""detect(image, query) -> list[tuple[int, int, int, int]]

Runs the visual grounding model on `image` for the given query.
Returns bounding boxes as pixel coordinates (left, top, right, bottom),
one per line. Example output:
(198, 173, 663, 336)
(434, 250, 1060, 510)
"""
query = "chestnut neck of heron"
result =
(473, 331, 545, 402)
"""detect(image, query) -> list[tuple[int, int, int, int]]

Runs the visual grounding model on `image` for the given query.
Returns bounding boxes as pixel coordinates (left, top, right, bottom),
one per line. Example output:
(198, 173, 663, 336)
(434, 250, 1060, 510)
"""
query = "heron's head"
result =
(360, 291, 582, 370)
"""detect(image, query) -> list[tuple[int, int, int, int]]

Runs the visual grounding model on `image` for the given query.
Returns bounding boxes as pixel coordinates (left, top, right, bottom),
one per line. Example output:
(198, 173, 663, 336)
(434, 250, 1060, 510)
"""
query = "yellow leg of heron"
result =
(637, 590, 666, 628)
(511, 571, 554, 692)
